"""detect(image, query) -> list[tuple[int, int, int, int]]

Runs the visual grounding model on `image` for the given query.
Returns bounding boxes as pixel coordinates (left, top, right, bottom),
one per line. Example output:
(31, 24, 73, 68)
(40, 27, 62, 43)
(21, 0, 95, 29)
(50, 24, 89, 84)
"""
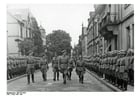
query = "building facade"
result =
(87, 12, 95, 57)
(95, 4, 134, 53)
(81, 4, 134, 57)
(118, 4, 134, 50)
(7, 9, 34, 56)
(81, 25, 87, 57)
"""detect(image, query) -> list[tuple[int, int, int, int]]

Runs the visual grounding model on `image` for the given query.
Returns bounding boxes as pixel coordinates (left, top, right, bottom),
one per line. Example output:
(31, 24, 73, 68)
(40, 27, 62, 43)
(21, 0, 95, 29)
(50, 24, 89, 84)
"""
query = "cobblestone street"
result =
(7, 64, 113, 92)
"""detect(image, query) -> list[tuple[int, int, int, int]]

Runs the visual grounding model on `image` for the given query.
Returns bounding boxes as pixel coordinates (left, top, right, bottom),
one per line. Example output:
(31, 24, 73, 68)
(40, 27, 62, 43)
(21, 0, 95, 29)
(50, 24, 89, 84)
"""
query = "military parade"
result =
(7, 4, 134, 92)
(84, 49, 134, 91)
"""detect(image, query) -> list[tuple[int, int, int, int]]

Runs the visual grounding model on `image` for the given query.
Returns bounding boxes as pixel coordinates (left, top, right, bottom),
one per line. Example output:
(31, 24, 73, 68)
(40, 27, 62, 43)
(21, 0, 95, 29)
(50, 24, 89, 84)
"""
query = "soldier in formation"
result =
(52, 53, 59, 81)
(125, 49, 134, 86)
(7, 56, 27, 80)
(84, 49, 134, 91)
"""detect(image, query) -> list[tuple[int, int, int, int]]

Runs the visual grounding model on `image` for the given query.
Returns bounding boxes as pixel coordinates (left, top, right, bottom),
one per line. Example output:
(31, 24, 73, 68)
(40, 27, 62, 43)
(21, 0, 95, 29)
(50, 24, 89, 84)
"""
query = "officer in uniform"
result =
(58, 50, 69, 84)
(76, 56, 86, 84)
(67, 56, 74, 80)
(26, 53, 35, 84)
(40, 55, 48, 81)
(52, 53, 59, 81)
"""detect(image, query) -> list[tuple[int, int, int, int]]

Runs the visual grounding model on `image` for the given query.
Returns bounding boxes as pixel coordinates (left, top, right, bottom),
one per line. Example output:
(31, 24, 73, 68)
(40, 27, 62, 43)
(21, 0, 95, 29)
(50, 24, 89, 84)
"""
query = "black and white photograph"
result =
(6, 3, 134, 93)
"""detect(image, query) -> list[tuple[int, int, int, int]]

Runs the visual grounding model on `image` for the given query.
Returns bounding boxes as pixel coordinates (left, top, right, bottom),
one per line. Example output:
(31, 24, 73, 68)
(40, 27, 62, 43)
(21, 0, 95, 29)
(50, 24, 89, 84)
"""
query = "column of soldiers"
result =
(7, 57, 27, 80)
(85, 49, 134, 91)
(7, 56, 42, 81)
(51, 50, 86, 84)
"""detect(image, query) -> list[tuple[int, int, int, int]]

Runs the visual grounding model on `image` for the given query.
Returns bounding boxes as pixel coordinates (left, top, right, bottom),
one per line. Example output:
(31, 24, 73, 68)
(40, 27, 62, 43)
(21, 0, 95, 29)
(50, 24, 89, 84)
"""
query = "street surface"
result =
(7, 64, 113, 92)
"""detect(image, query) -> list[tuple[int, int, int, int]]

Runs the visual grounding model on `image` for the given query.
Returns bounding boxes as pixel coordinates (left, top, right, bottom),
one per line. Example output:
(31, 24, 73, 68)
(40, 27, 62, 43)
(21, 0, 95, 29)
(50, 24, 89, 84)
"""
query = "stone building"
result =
(87, 12, 95, 56)
(7, 8, 34, 56)
(81, 24, 87, 57)
(95, 4, 134, 53)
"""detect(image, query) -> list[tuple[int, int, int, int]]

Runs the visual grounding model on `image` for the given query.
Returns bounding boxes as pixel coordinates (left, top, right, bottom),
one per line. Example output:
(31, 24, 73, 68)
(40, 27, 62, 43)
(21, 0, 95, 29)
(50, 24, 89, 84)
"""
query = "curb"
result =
(7, 70, 40, 84)
(7, 74, 27, 84)
(86, 69, 122, 92)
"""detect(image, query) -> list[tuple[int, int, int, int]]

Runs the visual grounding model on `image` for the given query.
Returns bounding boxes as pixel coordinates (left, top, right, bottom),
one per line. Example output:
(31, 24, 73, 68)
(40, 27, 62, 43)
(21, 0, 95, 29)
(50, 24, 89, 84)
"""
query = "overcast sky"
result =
(7, 4, 94, 47)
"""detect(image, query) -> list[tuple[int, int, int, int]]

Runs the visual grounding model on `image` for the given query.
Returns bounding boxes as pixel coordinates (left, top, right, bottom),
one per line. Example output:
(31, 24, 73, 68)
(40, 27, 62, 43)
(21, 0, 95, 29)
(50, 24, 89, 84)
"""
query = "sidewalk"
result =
(86, 69, 134, 92)
(7, 63, 52, 84)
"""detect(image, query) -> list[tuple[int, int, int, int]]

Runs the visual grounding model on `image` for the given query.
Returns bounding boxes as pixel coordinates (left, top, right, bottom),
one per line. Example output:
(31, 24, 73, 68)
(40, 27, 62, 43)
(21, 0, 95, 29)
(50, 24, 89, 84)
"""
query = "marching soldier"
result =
(76, 56, 86, 84)
(40, 55, 48, 81)
(67, 56, 74, 80)
(52, 53, 59, 81)
(58, 50, 69, 84)
(26, 53, 35, 84)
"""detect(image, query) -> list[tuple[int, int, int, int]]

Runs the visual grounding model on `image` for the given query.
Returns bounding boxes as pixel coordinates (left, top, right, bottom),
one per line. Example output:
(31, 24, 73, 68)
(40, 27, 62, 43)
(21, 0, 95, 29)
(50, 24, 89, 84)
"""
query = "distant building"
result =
(80, 4, 134, 57)
(87, 11, 95, 57)
(39, 25, 46, 46)
(7, 8, 34, 56)
(81, 24, 87, 57)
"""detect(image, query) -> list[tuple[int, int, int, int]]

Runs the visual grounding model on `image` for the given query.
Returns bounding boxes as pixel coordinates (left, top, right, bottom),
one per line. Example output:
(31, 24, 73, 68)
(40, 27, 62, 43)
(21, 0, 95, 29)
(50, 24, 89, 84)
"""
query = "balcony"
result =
(99, 12, 119, 39)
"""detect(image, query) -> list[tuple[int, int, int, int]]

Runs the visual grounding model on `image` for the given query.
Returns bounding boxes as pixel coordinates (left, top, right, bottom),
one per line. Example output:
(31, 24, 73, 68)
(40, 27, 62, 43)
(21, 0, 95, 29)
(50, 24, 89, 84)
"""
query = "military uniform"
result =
(76, 58, 85, 84)
(58, 50, 69, 84)
(112, 51, 118, 85)
(117, 50, 127, 89)
(40, 58, 48, 81)
(127, 49, 134, 85)
(52, 56, 59, 81)
(7, 60, 11, 80)
(26, 57, 35, 84)
(67, 57, 74, 80)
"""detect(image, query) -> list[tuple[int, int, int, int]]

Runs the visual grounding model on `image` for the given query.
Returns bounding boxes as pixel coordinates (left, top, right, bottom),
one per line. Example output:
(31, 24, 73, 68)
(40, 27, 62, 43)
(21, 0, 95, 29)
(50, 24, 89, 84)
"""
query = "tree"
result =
(46, 30, 72, 57)
(18, 38, 34, 56)
(31, 17, 44, 56)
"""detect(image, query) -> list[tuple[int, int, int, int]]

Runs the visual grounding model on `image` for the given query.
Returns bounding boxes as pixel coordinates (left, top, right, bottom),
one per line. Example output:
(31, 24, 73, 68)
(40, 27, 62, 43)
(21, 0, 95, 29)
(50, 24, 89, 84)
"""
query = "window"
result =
(20, 24, 23, 38)
(114, 35, 117, 50)
(126, 26, 131, 49)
